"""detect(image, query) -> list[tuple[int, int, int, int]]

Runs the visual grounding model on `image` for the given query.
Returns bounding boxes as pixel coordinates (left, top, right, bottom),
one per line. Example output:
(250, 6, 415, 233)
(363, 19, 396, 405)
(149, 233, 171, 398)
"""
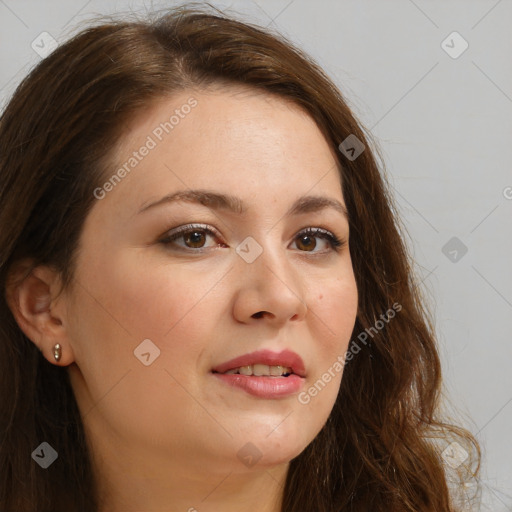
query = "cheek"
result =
(67, 259, 204, 386)
(89, 256, 231, 371)
(298, 274, 358, 408)
(94, 253, 223, 335)
(312, 273, 358, 351)
(69, 258, 231, 446)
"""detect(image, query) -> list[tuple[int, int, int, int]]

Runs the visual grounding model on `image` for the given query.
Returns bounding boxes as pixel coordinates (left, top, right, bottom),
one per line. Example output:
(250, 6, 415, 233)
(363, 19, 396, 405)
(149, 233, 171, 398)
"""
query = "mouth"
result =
(211, 349, 306, 378)
(212, 364, 294, 377)
(210, 350, 306, 398)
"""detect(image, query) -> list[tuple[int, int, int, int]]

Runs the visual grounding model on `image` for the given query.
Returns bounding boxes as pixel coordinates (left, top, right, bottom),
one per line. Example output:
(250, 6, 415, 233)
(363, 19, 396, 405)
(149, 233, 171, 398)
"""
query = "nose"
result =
(232, 243, 308, 326)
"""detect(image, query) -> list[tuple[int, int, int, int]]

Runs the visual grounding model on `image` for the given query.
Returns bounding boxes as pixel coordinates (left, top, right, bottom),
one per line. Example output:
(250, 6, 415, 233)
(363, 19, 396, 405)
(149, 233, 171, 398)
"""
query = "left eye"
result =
(160, 224, 345, 253)
(291, 227, 345, 253)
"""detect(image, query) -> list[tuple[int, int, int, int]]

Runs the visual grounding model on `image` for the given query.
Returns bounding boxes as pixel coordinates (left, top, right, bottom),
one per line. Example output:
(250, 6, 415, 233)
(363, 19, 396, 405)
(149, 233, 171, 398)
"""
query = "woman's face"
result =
(63, 85, 358, 481)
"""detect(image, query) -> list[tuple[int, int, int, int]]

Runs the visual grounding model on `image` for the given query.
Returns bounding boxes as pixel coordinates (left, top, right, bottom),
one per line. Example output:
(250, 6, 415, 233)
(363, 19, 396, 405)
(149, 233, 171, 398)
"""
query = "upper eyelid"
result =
(163, 223, 218, 238)
(160, 225, 345, 254)
(162, 223, 340, 240)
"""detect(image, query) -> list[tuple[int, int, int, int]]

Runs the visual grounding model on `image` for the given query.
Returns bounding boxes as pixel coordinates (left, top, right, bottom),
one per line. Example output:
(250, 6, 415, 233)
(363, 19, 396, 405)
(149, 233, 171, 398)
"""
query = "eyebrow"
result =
(137, 189, 349, 221)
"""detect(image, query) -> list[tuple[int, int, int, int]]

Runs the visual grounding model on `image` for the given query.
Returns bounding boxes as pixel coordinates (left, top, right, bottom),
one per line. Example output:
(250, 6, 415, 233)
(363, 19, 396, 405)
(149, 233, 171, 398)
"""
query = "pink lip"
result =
(212, 373, 304, 398)
(211, 349, 306, 377)
(211, 349, 306, 399)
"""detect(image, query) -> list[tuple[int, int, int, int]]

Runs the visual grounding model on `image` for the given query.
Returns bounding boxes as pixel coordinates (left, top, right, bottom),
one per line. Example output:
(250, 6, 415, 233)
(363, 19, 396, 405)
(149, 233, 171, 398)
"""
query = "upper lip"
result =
(211, 349, 306, 377)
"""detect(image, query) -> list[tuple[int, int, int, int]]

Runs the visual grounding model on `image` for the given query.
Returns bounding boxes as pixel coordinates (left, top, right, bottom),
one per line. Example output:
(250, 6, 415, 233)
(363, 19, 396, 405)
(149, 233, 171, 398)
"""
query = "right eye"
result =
(159, 224, 225, 252)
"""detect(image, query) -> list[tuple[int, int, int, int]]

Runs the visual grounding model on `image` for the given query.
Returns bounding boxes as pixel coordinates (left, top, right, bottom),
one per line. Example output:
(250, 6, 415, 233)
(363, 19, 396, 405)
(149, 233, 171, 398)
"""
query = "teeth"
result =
(270, 365, 286, 376)
(253, 364, 268, 376)
(239, 365, 253, 376)
(223, 364, 292, 376)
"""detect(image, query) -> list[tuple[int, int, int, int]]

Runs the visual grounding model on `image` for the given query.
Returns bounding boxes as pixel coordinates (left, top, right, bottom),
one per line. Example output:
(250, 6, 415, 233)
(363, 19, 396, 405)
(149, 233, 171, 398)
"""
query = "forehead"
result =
(97, 85, 344, 218)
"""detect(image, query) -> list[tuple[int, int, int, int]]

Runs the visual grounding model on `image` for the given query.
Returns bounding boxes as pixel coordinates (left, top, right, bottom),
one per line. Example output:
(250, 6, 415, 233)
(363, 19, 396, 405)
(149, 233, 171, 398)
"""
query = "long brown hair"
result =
(0, 3, 480, 511)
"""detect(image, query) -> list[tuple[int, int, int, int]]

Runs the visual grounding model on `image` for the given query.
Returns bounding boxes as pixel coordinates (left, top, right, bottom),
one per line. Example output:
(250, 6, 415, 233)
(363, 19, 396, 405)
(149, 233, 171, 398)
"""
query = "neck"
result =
(88, 429, 288, 512)
(96, 458, 288, 512)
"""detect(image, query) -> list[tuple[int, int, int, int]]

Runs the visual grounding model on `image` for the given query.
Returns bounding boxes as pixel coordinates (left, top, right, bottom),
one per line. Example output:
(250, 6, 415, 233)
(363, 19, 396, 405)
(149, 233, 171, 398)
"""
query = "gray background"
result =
(1, 0, 510, 509)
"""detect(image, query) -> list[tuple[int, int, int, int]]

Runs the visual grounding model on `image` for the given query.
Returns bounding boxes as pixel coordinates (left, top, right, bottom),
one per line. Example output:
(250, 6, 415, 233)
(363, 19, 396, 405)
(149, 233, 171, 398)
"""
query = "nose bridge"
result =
(238, 231, 292, 285)
(234, 233, 307, 320)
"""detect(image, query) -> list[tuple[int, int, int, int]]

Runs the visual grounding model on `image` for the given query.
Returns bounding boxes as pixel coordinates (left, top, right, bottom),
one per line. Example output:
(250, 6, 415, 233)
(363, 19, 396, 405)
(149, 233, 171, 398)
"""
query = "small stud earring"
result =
(53, 343, 62, 362)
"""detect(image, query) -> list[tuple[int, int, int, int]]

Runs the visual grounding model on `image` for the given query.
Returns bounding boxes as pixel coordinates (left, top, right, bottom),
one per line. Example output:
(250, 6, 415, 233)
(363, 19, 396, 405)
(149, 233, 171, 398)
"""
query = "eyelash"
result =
(159, 223, 346, 255)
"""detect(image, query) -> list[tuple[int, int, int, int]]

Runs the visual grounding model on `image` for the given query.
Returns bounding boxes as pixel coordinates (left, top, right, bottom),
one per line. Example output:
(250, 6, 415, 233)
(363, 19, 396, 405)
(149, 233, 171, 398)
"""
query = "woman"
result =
(0, 3, 480, 511)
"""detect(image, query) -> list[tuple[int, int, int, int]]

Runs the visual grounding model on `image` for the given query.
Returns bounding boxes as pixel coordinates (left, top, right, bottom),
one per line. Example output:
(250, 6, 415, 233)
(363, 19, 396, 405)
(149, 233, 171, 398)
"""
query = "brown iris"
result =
(295, 234, 316, 252)
(184, 230, 207, 248)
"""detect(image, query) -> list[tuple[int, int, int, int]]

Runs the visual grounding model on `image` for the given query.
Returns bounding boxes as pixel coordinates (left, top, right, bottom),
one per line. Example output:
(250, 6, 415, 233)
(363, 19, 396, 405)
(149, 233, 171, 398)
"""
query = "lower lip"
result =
(212, 372, 305, 398)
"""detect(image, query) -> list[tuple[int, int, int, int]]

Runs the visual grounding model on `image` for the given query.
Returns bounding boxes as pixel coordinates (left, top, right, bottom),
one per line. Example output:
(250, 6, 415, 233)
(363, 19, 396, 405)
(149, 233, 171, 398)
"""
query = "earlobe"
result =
(5, 262, 74, 366)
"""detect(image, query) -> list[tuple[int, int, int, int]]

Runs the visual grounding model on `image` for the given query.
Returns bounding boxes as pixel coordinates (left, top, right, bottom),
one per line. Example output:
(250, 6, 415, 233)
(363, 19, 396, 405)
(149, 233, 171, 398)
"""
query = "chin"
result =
(230, 428, 313, 470)
(254, 445, 306, 469)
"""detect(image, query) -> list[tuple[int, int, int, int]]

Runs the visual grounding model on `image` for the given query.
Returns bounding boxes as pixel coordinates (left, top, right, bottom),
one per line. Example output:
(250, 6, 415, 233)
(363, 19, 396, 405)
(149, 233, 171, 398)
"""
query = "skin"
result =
(8, 85, 358, 512)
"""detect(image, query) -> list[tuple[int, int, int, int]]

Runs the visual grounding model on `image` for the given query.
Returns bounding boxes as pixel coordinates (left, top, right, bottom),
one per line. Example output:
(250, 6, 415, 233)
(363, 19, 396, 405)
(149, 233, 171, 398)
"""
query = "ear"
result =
(5, 260, 75, 366)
